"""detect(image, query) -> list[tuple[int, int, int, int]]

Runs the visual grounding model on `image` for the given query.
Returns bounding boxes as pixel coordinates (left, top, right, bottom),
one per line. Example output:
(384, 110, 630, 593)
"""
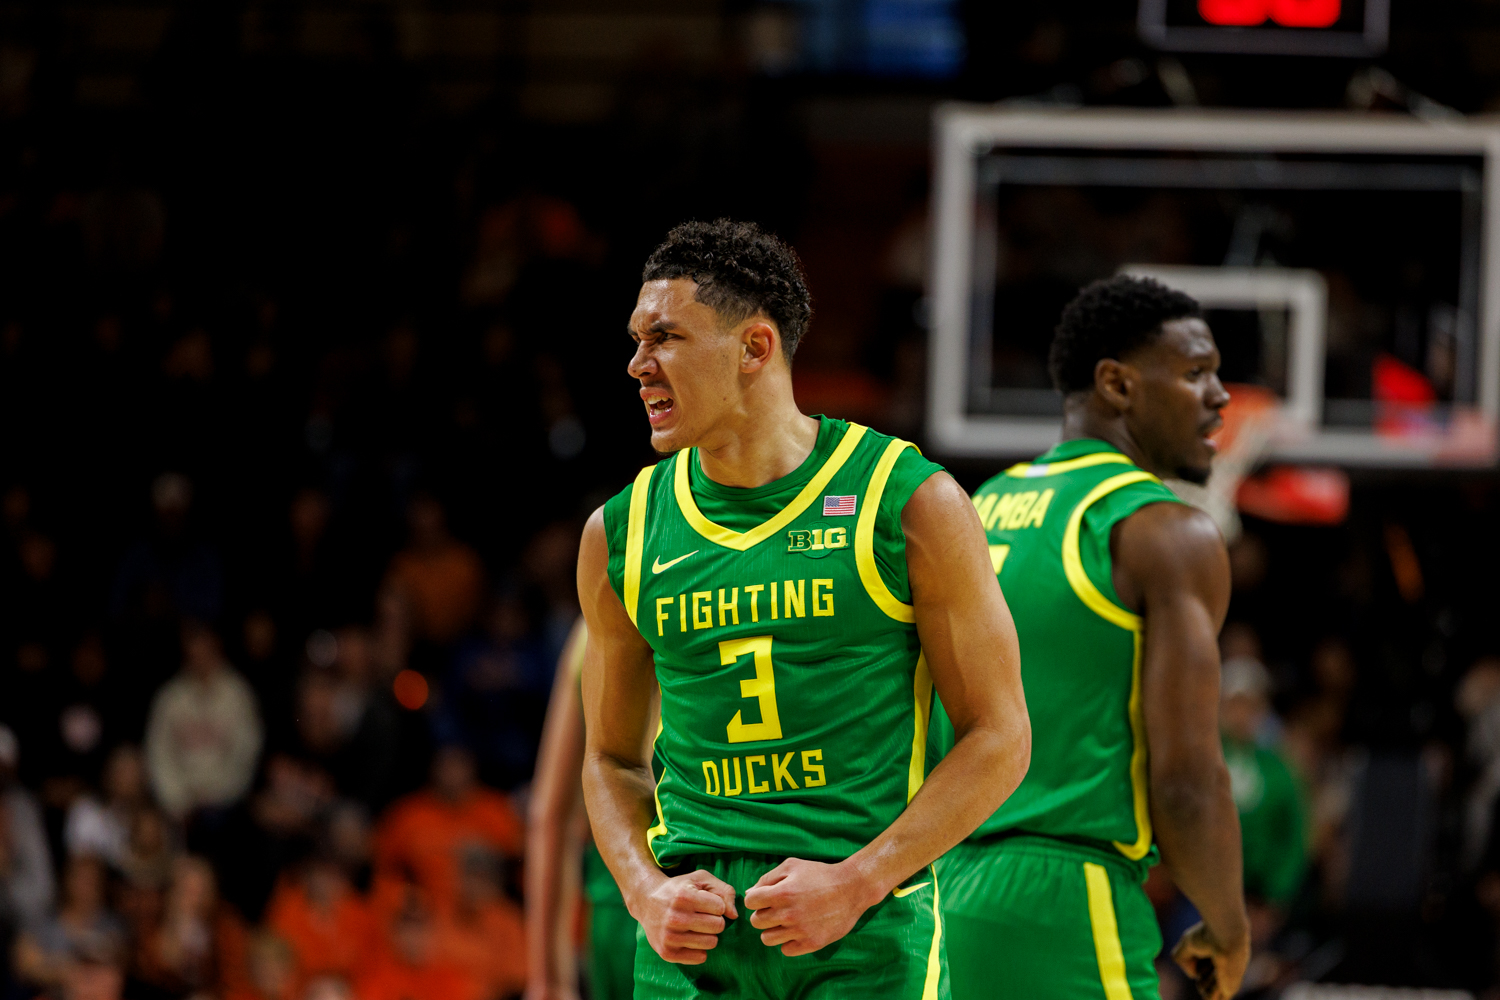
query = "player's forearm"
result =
(582, 751, 669, 916)
(845, 717, 1029, 905)
(1152, 763, 1249, 944)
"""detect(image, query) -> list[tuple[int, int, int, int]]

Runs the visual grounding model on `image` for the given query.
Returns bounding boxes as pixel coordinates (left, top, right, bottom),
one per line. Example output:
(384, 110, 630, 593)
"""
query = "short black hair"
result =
(642, 219, 813, 361)
(1048, 276, 1202, 394)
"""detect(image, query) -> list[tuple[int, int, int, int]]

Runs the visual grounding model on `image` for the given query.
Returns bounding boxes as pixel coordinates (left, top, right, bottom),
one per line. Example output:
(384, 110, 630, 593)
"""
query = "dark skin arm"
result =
(1114, 502, 1249, 1000)
(579, 472, 1030, 963)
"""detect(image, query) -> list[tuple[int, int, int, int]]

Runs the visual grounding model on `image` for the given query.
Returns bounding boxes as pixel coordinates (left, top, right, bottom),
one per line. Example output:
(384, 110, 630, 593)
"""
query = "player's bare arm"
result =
(744, 471, 1030, 956)
(578, 511, 738, 966)
(525, 621, 588, 1000)
(1114, 501, 1250, 1000)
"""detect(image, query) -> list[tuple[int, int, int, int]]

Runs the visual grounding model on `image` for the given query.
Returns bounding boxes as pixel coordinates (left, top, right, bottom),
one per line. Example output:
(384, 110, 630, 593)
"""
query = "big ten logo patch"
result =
(786, 521, 849, 558)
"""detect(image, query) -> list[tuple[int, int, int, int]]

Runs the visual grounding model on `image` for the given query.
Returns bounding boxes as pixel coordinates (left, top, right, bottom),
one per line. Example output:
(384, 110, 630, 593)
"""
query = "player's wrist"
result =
(622, 867, 671, 919)
(1202, 909, 1251, 952)
(837, 855, 898, 912)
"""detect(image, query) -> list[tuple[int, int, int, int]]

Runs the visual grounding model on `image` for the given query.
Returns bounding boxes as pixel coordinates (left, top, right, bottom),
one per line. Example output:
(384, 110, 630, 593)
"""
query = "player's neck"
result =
(694, 388, 820, 489)
(1061, 397, 1161, 478)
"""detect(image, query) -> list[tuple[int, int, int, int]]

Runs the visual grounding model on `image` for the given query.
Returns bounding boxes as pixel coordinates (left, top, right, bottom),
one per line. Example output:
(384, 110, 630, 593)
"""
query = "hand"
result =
(1171, 921, 1250, 1000)
(632, 869, 739, 964)
(744, 857, 881, 957)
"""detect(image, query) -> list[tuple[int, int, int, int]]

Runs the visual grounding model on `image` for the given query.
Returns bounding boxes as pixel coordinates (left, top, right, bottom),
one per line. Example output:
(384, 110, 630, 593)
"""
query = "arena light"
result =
(1138, 0, 1388, 55)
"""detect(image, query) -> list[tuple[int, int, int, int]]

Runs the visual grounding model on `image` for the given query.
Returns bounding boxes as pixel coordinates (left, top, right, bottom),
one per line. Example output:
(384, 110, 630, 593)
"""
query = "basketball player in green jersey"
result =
(578, 220, 1032, 999)
(929, 276, 1250, 1000)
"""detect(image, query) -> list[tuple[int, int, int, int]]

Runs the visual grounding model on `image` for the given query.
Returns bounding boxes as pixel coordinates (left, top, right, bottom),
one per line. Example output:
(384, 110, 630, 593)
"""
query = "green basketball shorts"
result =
(633, 852, 948, 1000)
(937, 835, 1161, 1000)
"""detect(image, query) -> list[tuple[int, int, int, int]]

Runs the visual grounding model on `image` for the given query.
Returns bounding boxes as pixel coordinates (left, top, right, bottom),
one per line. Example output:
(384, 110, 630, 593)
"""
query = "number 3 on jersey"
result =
(722, 636, 783, 743)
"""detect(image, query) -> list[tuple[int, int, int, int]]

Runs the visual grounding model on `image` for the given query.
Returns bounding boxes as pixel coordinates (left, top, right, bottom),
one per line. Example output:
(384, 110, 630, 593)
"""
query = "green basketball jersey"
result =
(928, 438, 1183, 861)
(602, 416, 945, 868)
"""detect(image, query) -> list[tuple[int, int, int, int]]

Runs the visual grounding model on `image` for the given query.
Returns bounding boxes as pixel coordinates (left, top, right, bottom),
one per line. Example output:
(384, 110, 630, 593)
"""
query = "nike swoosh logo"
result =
(651, 550, 699, 574)
(892, 882, 930, 898)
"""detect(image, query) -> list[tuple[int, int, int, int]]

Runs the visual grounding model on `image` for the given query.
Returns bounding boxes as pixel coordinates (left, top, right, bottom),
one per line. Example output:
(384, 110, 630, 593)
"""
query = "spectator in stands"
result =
(110, 474, 224, 627)
(265, 850, 372, 991)
(131, 855, 248, 999)
(433, 592, 550, 791)
(65, 745, 148, 867)
(14, 855, 125, 997)
(382, 496, 484, 653)
(226, 932, 296, 1000)
(144, 621, 264, 821)
(355, 890, 476, 1000)
(373, 747, 521, 914)
(0, 725, 56, 929)
(40, 633, 123, 803)
(433, 848, 524, 1000)
(1220, 655, 1309, 988)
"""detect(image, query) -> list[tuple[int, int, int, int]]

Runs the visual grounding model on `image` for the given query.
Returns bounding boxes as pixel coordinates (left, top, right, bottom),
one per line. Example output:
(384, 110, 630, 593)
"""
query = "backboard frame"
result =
(927, 107, 1500, 467)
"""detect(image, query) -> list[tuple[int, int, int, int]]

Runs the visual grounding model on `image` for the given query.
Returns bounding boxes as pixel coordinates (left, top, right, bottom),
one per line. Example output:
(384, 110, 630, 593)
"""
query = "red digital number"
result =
(1198, 0, 1269, 26)
(1198, 0, 1341, 27)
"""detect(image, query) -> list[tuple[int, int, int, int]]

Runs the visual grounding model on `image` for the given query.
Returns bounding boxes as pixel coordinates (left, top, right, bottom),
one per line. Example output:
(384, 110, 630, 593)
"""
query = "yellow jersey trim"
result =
(1061, 468, 1159, 860)
(907, 653, 933, 803)
(645, 716, 668, 863)
(1084, 862, 1135, 1000)
(1114, 631, 1152, 860)
(622, 465, 654, 627)
(672, 423, 868, 551)
(922, 870, 943, 1000)
(856, 438, 918, 623)
(1060, 470, 1155, 632)
(1006, 451, 1133, 479)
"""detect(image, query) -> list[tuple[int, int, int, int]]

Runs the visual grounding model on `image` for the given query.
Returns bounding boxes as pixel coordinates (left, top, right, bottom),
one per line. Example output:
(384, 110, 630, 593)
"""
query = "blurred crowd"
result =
(0, 468, 575, 1000)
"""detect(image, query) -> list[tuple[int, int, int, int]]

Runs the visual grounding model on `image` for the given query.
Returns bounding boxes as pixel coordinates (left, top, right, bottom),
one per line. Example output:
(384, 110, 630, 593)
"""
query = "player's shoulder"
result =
(1114, 500, 1226, 580)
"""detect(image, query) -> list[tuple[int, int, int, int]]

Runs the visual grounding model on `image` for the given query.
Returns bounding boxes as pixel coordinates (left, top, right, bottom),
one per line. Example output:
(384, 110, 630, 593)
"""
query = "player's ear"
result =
(1094, 358, 1133, 412)
(740, 320, 778, 373)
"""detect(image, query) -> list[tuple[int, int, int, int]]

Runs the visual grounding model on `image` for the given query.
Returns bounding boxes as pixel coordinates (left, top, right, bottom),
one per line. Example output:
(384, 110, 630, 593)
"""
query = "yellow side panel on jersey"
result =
(1061, 468, 1157, 860)
(623, 465, 655, 626)
(907, 653, 933, 803)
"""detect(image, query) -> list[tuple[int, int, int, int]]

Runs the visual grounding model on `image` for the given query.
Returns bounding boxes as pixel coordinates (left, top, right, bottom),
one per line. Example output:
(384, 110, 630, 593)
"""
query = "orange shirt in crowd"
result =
(386, 544, 484, 644)
(264, 874, 374, 986)
(434, 900, 526, 1000)
(373, 790, 522, 910)
(354, 953, 479, 1000)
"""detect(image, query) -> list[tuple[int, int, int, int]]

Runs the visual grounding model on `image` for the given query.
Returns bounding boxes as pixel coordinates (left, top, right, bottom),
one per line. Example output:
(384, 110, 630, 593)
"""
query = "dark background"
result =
(6, 0, 1500, 996)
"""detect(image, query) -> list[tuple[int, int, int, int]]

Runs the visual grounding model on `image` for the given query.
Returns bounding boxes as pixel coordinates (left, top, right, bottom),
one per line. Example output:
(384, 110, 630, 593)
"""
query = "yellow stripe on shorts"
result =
(1083, 862, 1134, 1000)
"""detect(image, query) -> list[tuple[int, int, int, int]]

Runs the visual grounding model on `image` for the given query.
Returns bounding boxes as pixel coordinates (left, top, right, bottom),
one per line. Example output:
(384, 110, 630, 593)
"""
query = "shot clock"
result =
(1138, 0, 1388, 55)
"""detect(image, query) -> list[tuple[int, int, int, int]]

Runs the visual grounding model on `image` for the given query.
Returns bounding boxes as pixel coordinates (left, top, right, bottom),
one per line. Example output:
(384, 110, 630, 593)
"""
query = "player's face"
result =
(1123, 317, 1230, 485)
(626, 278, 744, 454)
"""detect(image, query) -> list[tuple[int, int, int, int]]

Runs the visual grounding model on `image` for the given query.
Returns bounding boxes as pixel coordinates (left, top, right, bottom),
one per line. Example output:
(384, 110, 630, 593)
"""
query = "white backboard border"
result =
(927, 107, 1500, 468)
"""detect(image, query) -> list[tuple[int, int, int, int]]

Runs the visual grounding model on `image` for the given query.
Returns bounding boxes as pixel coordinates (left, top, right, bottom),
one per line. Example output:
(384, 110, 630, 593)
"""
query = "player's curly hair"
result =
(1048, 276, 1202, 394)
(642, 219, 813, 362)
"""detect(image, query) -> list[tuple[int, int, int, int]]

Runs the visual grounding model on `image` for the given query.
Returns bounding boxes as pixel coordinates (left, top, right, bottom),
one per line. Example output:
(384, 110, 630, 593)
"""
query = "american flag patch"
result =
(823, 495, 857, 516)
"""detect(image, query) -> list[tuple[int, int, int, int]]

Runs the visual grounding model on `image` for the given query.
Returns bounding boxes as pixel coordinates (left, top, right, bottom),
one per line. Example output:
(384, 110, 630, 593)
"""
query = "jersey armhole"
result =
(858, 444, 945, 619)
(603, 466, 656, 624)
(1065, 475, 1181, 632)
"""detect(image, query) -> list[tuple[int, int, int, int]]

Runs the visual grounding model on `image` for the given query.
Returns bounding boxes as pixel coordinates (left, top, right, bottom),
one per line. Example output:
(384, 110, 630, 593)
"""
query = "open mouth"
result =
(643, 389, 675, 425)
